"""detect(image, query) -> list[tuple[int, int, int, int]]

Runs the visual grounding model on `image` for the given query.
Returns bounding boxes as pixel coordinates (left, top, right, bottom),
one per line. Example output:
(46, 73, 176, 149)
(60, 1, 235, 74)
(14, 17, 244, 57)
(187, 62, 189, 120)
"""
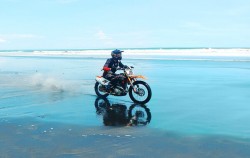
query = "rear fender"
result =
(96, 76, 110, 85)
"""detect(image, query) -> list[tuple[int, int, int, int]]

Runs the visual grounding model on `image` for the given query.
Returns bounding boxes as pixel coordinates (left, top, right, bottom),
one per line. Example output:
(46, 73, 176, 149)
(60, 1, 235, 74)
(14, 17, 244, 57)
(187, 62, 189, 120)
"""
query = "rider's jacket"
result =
(103, 58, 125, 76)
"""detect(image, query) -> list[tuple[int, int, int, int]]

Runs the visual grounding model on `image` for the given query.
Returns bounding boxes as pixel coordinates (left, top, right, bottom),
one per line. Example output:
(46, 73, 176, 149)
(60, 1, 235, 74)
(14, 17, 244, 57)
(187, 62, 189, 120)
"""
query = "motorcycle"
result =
(95, 66, 152, 104)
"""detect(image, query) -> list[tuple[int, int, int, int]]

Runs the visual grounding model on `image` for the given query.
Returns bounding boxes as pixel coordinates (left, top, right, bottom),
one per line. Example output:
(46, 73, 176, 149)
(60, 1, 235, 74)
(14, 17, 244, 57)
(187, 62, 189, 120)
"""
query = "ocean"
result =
(1, 48, 250, 157)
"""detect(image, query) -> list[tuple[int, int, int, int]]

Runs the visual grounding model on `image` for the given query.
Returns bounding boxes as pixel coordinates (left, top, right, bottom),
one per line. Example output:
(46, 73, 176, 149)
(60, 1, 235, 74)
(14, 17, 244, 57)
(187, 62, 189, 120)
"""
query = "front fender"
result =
(130, 75, 147, 80)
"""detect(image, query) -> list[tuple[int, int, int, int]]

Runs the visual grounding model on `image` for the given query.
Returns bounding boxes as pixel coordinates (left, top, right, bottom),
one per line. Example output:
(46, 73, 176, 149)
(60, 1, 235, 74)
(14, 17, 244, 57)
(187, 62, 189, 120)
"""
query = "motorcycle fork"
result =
(127, 77, 137, 93)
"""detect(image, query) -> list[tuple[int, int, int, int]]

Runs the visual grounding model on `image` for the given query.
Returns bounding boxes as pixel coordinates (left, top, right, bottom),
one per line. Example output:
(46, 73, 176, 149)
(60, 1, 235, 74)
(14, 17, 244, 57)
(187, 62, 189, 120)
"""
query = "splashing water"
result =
(30, 73, 66, 92)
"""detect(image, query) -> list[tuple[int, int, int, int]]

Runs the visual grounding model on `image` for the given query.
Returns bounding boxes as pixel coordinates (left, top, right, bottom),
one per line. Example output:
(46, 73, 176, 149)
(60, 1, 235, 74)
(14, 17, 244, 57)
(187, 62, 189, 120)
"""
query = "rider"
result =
(103, 49, 128, 91)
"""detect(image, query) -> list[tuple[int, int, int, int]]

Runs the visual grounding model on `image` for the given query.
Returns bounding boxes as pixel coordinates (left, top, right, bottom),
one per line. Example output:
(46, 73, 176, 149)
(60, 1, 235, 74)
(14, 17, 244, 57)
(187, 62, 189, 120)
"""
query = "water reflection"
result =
(95, 97, 151, 126)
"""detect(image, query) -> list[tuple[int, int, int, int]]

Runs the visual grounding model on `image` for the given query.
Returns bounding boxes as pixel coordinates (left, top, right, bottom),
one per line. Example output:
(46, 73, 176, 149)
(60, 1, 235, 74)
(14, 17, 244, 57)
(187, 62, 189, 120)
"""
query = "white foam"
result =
(1, 48, 250, 61)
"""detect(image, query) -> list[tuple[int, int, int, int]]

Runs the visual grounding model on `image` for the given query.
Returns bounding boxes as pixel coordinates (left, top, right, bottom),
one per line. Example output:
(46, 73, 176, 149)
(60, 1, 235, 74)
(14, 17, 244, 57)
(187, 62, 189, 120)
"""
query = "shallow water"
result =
(1, 56, 250, 157)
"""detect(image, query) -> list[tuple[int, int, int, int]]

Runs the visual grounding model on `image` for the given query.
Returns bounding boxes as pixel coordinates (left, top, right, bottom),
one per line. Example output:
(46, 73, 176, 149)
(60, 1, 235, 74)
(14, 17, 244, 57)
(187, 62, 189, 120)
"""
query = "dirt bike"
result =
(95, 66, 152, 104)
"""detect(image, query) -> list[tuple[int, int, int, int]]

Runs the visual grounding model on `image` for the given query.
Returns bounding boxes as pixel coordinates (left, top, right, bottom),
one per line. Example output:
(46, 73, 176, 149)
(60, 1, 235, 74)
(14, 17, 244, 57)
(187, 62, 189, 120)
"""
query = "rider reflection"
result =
(95, 97, 151, 126)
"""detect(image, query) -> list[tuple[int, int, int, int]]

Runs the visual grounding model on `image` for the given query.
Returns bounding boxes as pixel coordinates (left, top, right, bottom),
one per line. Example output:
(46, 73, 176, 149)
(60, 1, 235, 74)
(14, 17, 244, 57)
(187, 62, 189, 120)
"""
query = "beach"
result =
(1, 49, 250, 157)
(2, 117, 250, 158)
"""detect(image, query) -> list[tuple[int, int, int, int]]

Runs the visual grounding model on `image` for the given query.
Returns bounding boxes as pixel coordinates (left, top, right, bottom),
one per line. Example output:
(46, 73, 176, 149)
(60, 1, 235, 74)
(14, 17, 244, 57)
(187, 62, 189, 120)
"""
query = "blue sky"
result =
(0, 0, 250, 49)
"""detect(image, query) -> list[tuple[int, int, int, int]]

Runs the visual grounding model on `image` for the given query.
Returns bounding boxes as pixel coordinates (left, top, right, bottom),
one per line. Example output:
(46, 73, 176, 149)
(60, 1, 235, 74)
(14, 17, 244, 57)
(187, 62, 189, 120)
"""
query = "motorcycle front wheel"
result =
(129, 81, 152, 104)
(94, 82, 109, 98)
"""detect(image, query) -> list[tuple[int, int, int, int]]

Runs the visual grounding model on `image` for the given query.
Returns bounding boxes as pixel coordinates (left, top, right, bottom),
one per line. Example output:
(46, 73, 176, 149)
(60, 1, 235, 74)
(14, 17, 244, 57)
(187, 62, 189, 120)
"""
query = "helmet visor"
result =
(113, 53, 121, 58)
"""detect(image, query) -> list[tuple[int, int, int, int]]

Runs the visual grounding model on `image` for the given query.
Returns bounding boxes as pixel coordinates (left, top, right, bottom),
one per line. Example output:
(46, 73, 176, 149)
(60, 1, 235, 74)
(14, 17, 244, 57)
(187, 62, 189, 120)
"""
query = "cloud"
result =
(96, 30, 112, 40)
(8, 34, 43, 39)
(225, 6, 250, 16)
(55, 0, 78, 4)
(95, 30, 114, 46)
(0, 38, 6, 43)
(0, 34, 44, 40)
(0, 34, 44, 48)
(182, 22, 204, 29)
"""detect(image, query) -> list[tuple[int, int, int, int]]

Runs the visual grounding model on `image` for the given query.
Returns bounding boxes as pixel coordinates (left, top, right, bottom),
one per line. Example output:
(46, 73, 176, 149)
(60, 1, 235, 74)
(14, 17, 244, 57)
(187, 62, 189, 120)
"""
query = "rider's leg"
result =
(105, 73, 115, 91)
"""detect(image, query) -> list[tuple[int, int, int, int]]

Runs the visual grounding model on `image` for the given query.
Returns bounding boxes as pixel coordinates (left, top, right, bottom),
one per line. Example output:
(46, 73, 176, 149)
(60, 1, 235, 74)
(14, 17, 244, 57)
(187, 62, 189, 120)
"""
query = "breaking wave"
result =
(1, 48, 250, 61)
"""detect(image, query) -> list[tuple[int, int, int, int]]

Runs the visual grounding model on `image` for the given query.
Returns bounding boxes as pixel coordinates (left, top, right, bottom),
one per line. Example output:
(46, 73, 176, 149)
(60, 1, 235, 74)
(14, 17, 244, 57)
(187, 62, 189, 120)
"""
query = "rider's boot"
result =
(105, 83, 112, 92)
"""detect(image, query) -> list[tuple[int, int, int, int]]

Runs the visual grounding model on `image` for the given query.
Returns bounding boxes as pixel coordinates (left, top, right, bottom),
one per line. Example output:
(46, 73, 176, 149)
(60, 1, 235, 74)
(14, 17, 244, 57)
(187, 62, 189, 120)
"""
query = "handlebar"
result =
(116, 67, 124, 70)
(117, 66, 134, 71)
(101, 66, 134, 71)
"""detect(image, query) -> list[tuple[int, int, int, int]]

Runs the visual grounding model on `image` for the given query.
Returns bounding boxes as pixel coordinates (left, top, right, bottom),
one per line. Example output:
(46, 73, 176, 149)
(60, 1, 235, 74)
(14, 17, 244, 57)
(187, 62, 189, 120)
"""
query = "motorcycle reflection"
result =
(95, 97, 151, 126)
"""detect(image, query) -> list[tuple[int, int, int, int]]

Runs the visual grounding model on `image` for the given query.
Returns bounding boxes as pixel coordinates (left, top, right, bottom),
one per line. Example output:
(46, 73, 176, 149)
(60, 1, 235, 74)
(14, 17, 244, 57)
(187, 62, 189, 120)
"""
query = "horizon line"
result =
(1, 47, 250, 51)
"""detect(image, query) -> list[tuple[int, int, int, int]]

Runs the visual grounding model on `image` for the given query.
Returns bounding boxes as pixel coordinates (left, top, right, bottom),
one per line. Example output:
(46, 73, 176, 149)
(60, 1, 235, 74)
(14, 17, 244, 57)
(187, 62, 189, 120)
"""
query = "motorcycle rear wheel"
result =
(129, 81, 152, 104)
(95, 82, 109, 98)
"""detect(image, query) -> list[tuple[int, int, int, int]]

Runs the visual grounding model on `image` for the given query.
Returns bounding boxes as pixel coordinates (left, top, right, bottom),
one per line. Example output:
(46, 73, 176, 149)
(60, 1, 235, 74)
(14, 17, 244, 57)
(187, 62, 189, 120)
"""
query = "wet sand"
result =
(1, 117, 250, 158)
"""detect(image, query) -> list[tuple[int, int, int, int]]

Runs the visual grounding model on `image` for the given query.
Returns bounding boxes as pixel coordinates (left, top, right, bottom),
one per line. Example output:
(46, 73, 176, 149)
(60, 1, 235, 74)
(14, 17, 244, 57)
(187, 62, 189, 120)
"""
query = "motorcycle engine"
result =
(113, 86, 125, 96)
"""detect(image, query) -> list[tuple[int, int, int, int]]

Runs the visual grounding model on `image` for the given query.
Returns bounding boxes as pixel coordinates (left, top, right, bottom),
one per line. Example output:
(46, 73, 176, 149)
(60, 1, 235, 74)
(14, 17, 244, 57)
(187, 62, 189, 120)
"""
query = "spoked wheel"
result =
(128, 104, 151, 126)
(94, 82, 109, 98)
(129, 81, 152, 104)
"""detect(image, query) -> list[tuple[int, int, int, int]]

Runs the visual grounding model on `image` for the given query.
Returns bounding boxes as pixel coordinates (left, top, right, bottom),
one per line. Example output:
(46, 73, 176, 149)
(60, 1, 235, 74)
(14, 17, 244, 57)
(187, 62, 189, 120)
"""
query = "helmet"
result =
(111, 49, 123, 60)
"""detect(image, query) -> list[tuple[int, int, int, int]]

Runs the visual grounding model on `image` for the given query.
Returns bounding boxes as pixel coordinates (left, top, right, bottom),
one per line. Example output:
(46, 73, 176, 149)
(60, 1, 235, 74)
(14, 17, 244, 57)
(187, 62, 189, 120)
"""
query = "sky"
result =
(0, 0, 250, 50)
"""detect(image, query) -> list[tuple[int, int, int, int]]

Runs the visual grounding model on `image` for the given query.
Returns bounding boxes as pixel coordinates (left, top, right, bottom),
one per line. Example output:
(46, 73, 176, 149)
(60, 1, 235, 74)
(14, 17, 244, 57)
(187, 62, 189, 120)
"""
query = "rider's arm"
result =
(103, 59, 112, 71)
(119, 61, 127, 68)
(118, 61, 124, 68)
(103, 66, 111, 71)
